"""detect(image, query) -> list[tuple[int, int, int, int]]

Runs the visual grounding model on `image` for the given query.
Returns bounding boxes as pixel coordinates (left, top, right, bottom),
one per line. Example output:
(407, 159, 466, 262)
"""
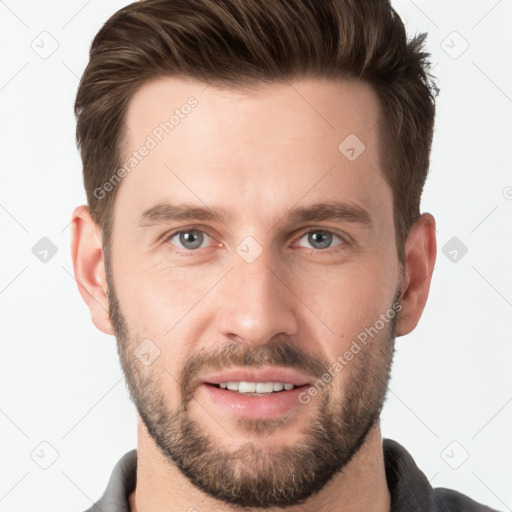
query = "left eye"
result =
(167, 229, 212, 250)
(296, 230, 343, 250)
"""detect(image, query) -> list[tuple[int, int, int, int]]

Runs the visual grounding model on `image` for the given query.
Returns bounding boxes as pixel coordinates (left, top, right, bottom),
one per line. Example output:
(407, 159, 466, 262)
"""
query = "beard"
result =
(106, 262, 399, 509)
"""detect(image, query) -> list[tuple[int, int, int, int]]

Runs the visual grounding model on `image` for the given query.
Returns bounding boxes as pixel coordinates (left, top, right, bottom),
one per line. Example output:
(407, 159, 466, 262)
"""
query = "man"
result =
(70, 0, 498, 510)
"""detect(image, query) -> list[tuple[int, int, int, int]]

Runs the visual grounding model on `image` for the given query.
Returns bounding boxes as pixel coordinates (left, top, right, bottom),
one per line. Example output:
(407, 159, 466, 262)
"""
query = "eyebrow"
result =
(137, 200, 372, 228)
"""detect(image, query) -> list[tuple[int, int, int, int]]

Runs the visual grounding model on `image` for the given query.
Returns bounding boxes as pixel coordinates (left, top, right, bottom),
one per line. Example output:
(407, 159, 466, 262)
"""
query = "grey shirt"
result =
(84, 438, 499, 511)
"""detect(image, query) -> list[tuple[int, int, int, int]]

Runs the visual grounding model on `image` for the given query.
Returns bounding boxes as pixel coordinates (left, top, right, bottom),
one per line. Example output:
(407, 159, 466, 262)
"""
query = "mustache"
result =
(179, 339, 330, 404)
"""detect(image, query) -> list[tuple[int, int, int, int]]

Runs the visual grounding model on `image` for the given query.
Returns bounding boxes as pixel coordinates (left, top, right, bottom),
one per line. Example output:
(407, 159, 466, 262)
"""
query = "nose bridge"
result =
(215, 245, 298, 345)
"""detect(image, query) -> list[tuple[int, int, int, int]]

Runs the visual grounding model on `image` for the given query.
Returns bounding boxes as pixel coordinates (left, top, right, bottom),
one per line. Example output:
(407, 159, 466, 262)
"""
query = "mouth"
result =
(205, 381, 306, 396)
(198, 368, 313, 420)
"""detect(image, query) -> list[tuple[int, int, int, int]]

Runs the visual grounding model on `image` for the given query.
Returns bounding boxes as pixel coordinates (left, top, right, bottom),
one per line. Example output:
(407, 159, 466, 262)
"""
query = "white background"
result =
(1, 1, 511, 511)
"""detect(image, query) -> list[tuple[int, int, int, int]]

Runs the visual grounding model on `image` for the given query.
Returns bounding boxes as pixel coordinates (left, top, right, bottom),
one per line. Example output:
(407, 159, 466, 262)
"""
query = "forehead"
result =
(115, 75, 390, 231)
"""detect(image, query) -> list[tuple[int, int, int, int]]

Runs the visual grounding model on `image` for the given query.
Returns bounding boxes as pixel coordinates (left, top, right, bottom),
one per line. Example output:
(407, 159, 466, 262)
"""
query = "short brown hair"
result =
(74, 0, 438, 266)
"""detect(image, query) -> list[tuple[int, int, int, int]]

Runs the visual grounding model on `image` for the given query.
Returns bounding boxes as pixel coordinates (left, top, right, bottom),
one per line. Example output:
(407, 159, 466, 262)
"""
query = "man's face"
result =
(106, 76, 403, 507)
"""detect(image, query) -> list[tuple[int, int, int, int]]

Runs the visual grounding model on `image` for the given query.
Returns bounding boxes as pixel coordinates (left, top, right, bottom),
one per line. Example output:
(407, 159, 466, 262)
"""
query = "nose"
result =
(214, 248, 299, 346)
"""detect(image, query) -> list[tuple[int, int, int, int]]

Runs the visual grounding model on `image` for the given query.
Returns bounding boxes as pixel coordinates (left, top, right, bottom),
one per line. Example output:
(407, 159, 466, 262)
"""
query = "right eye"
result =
(165, 229, 214, 252)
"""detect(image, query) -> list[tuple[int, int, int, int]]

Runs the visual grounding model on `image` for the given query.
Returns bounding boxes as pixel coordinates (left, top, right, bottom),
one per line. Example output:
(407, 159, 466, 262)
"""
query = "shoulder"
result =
(432, 487, 501, 512)
(82, 449, 137, 512)
(382, 438, 500, 512)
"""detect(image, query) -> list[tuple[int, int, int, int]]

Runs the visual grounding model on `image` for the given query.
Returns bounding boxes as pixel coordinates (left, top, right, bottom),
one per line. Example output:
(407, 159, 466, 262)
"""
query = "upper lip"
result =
(201, 367, 312, 387)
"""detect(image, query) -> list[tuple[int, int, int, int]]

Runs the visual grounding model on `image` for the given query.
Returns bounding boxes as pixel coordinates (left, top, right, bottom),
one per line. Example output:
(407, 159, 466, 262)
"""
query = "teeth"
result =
(254, 382, 273, 393)
(217, 381, 296, 394)
(239, 382, 255, 393)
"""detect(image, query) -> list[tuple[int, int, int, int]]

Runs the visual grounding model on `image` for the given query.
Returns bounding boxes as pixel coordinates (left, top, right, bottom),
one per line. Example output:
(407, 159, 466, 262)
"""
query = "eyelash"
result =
(161, 226, 350, 255)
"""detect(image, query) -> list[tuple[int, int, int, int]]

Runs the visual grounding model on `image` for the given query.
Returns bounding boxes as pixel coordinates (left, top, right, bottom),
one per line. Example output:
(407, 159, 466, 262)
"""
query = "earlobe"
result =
(395, 213, 437, 337)
(70, 205, 114, 335)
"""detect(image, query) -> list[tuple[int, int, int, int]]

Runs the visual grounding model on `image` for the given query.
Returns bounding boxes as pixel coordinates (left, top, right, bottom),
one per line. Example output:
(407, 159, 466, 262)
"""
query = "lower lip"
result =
(200, 384, 308, 420)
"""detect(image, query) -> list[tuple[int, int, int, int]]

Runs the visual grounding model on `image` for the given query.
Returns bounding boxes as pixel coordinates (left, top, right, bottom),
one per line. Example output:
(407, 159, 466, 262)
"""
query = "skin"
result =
(71, 76, 436, 512)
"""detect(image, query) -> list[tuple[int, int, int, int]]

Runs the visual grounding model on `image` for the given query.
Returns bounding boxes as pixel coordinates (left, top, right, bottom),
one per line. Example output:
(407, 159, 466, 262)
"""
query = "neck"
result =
(129, 418, 390, 512)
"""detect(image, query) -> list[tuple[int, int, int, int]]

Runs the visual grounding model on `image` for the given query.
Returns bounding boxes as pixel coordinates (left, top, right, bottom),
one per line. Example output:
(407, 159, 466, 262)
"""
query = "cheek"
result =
(113, 257, 224, 378)
(294, 260, 386, 320)
(116, 252, 220, 330)
(294, 261, 397, 360)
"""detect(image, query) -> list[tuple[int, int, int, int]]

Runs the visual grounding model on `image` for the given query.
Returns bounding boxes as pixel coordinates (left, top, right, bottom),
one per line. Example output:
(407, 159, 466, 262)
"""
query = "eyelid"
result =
(291, 226, 350, 249)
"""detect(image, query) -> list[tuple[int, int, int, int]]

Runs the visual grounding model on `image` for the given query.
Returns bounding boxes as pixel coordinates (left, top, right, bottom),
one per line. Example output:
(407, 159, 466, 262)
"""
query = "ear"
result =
(395, 213, 437, 337)
(70, 205, 114, 335)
